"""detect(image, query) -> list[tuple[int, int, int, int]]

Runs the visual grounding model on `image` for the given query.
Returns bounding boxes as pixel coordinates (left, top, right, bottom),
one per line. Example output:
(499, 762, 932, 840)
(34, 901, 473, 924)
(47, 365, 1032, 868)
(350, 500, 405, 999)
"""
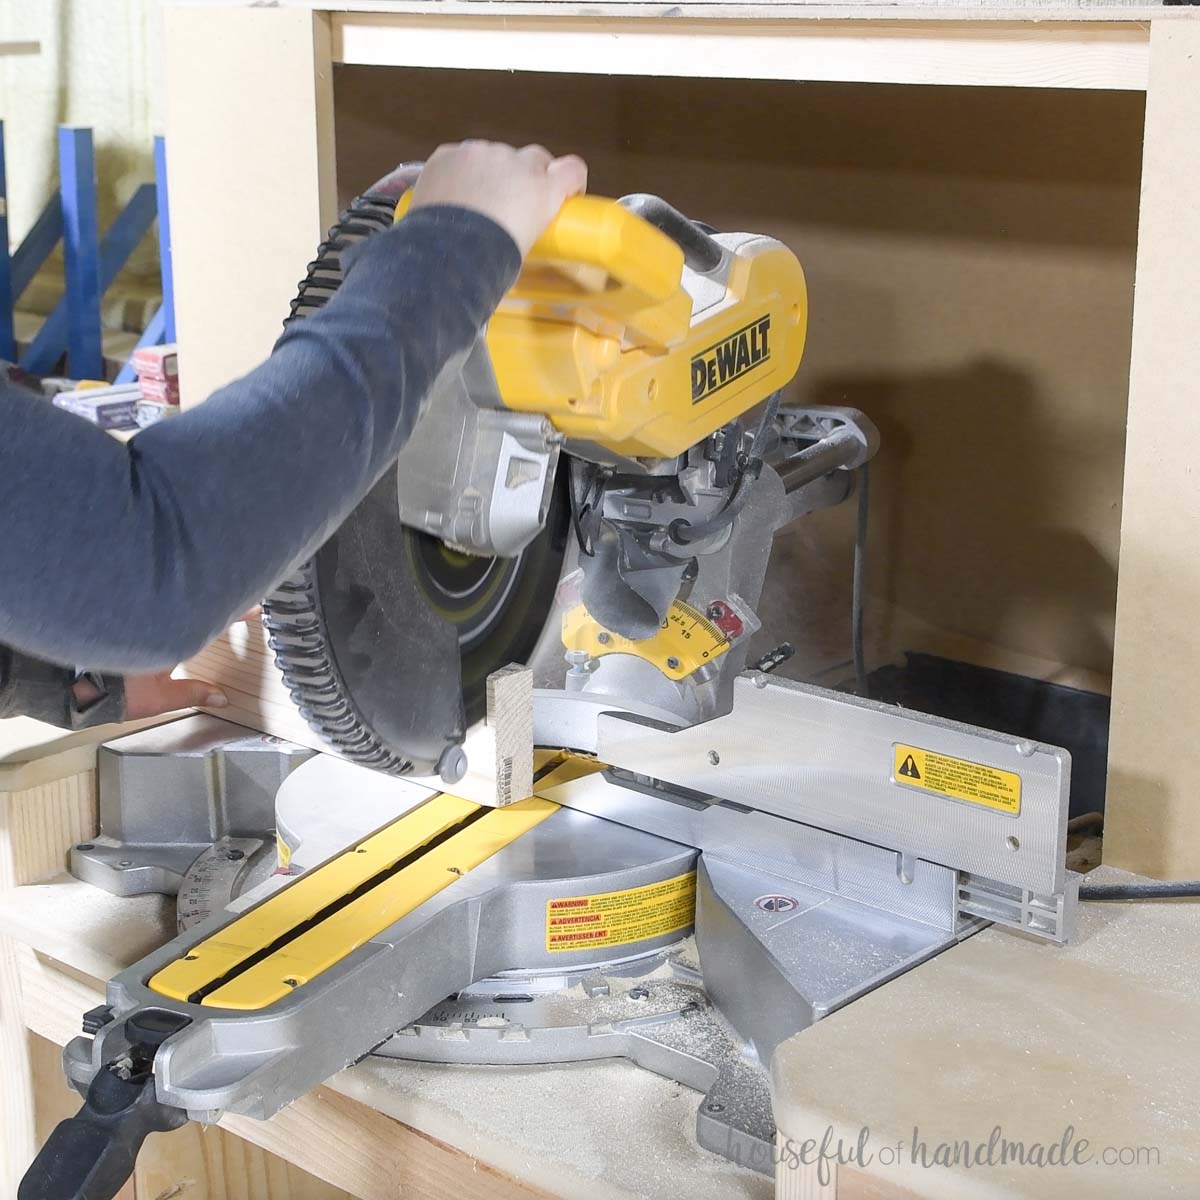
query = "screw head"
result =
(666, 656, 681, 671)
(597, 631, 611, 645)
(117, 860, 134, 868)
(224, 848, 245, 861)
(627, 986, 650, 1001)
(283, 977, 300, 989)
(707, 750, 721, 766)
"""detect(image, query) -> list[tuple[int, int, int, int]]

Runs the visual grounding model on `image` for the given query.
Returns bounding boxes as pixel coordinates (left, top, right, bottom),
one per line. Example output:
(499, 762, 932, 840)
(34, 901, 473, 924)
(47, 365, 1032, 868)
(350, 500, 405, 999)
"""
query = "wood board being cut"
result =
(187, 621, 316, 749)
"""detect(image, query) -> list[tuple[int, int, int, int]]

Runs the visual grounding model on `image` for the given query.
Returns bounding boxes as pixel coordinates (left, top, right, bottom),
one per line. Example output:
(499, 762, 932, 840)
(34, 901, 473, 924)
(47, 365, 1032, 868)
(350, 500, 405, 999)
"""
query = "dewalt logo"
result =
(691, 315, 771, 404)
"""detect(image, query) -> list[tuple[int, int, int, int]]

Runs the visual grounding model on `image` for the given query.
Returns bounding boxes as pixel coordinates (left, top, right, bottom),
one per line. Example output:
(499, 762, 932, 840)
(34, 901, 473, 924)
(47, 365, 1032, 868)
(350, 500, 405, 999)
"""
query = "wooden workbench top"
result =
(771, 866, 1200, 1197)
(0, 716, 167, 792)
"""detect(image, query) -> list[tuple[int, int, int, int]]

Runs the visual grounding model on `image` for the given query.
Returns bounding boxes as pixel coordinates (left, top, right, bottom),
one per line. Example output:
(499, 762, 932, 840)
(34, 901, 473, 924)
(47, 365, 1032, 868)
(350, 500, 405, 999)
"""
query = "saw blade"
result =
(262, 189, 569, 777)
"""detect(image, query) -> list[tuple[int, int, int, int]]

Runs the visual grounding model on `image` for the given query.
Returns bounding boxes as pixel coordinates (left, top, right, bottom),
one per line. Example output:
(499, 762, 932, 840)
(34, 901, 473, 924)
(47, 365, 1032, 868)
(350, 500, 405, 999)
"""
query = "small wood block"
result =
(484, 664, 533, 807)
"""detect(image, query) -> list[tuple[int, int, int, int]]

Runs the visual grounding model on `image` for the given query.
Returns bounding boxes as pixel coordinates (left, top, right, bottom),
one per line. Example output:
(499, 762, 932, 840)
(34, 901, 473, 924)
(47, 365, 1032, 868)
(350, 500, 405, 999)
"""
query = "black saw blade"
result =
(262, 187, 568, 777)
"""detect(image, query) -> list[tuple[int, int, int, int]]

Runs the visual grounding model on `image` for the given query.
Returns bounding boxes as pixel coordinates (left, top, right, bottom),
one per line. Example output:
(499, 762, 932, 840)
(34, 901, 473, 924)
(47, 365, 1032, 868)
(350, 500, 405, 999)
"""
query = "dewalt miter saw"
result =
(259, 171, 873, 781)
(22, 171, 1080, 1200)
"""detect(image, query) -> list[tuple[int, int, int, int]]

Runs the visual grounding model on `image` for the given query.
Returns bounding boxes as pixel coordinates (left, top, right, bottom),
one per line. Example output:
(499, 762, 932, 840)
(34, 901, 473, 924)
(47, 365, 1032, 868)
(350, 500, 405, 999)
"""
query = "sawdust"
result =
(335, 1056, 770, 1200)
(0, 874, 173, 980)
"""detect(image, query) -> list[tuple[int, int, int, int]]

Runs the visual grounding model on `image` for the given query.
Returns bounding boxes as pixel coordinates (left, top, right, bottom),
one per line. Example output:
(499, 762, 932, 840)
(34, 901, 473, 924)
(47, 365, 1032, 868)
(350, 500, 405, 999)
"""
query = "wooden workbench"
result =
(772, 866, 1200, 1197)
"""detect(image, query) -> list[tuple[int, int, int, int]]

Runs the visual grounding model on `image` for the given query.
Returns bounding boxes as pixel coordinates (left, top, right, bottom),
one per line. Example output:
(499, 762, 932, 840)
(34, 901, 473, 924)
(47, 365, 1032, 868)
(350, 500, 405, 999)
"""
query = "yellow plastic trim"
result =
(392, 188, 807, 460)
(533, 752, 606, 791)
(562, 600, 729, 682)
(200, 798, 558, 1010)
(148, 792, 479, 1003)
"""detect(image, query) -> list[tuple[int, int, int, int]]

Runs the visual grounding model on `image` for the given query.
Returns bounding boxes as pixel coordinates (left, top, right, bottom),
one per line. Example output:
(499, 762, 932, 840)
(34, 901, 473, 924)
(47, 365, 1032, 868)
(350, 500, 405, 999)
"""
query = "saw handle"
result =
(18, 1064, 188, 1200)
(20, 1010, 191, 1200)
(393, 190, 686, 309)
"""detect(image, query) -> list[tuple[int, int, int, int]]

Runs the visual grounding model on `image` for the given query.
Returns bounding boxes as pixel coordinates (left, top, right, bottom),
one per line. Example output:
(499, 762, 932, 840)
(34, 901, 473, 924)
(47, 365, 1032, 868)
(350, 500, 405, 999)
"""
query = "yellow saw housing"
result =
(395, 192, 808, 460)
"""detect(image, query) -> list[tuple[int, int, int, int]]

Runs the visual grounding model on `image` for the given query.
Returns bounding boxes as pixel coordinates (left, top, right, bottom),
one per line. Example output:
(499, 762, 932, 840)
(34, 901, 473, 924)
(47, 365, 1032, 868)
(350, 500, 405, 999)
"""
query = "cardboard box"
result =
(131, 343, 179, 382)
(53, 385, 140, 431)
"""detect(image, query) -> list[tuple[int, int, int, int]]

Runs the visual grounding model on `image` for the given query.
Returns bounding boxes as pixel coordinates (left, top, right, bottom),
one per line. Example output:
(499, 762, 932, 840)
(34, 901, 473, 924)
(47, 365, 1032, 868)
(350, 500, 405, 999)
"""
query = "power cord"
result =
(1080, 880, 1200, 901)
(852, 462, 870, 698)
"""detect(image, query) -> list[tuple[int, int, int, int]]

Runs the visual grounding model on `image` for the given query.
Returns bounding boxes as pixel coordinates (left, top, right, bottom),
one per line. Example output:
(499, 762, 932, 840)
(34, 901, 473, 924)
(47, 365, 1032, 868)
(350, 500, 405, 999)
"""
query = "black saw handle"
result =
(19, 1063, 188, 1200)
(20, 1010, 191, 1200)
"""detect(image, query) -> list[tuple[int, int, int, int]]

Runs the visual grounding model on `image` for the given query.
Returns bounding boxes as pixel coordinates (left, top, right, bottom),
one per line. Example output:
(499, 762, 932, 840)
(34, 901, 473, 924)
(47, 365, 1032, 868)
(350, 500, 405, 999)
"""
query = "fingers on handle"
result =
(547, 154, 589, 202)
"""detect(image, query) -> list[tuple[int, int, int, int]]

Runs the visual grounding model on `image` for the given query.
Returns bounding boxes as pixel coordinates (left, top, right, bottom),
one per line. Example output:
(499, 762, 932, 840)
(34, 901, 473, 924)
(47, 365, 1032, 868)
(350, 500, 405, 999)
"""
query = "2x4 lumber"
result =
(0, 769, 97, 1198)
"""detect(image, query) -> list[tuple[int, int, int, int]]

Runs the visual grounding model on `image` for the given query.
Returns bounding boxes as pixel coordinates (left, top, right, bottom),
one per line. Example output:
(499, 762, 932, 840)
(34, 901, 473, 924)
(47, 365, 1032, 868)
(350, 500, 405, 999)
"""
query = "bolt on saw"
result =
(22, 169, 1079, 1199)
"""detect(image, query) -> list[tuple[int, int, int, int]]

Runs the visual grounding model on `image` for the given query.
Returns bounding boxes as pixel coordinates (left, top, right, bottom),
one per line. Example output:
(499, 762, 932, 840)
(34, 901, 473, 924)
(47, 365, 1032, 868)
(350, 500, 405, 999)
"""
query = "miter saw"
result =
(21, 174, 1080, 1200)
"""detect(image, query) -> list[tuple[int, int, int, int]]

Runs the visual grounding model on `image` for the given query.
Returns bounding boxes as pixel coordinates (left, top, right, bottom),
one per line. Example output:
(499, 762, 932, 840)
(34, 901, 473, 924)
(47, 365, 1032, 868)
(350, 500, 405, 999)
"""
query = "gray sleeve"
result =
(0, 204, 521, 675)
(0, 647, 125, 728)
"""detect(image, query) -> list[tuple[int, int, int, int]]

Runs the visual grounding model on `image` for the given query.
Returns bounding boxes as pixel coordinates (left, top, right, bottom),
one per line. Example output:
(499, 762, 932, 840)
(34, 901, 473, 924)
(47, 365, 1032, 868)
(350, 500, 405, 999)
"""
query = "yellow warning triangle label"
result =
(892, 744, 1022, 815)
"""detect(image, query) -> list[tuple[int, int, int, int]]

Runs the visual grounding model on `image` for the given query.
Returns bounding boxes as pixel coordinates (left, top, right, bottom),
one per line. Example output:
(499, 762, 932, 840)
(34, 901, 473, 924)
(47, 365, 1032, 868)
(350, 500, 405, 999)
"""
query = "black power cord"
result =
(852, 462, 870, 698)
(1080, 880, 1200, 901)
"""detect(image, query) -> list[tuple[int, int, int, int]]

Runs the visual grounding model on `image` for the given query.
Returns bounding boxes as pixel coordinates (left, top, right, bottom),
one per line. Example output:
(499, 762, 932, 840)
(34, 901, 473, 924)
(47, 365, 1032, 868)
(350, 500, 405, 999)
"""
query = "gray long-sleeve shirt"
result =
(0, 204, 520, 725)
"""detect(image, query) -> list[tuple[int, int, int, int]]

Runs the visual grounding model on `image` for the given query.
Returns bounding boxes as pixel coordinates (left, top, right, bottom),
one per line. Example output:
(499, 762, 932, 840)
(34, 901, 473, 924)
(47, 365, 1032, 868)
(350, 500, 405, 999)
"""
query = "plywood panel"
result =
(770, 867, 1200, 1197)
(1105, 21, 1200, 879)
(269, 0, 1185, 22)
(332, 16, 1150, 91)
(164, 5, 337, 407)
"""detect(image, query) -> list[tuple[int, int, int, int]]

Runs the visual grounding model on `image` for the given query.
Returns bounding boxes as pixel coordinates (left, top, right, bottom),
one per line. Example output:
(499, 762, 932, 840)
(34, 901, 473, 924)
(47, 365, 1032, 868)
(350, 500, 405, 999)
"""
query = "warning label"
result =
(892, 744, 1022, 816)
(546, 872, 696, 952)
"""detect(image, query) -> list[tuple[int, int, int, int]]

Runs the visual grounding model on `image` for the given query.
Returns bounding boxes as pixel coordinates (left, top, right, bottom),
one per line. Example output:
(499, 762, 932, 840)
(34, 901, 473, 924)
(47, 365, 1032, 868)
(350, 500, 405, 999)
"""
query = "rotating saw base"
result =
(274, 755, 774, 1171)
(380, 944, 775, 1171)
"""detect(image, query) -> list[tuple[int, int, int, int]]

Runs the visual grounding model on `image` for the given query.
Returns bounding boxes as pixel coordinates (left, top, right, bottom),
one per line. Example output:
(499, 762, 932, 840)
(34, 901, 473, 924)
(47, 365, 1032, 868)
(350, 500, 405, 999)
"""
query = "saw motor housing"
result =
(390, 191, 810, 560)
